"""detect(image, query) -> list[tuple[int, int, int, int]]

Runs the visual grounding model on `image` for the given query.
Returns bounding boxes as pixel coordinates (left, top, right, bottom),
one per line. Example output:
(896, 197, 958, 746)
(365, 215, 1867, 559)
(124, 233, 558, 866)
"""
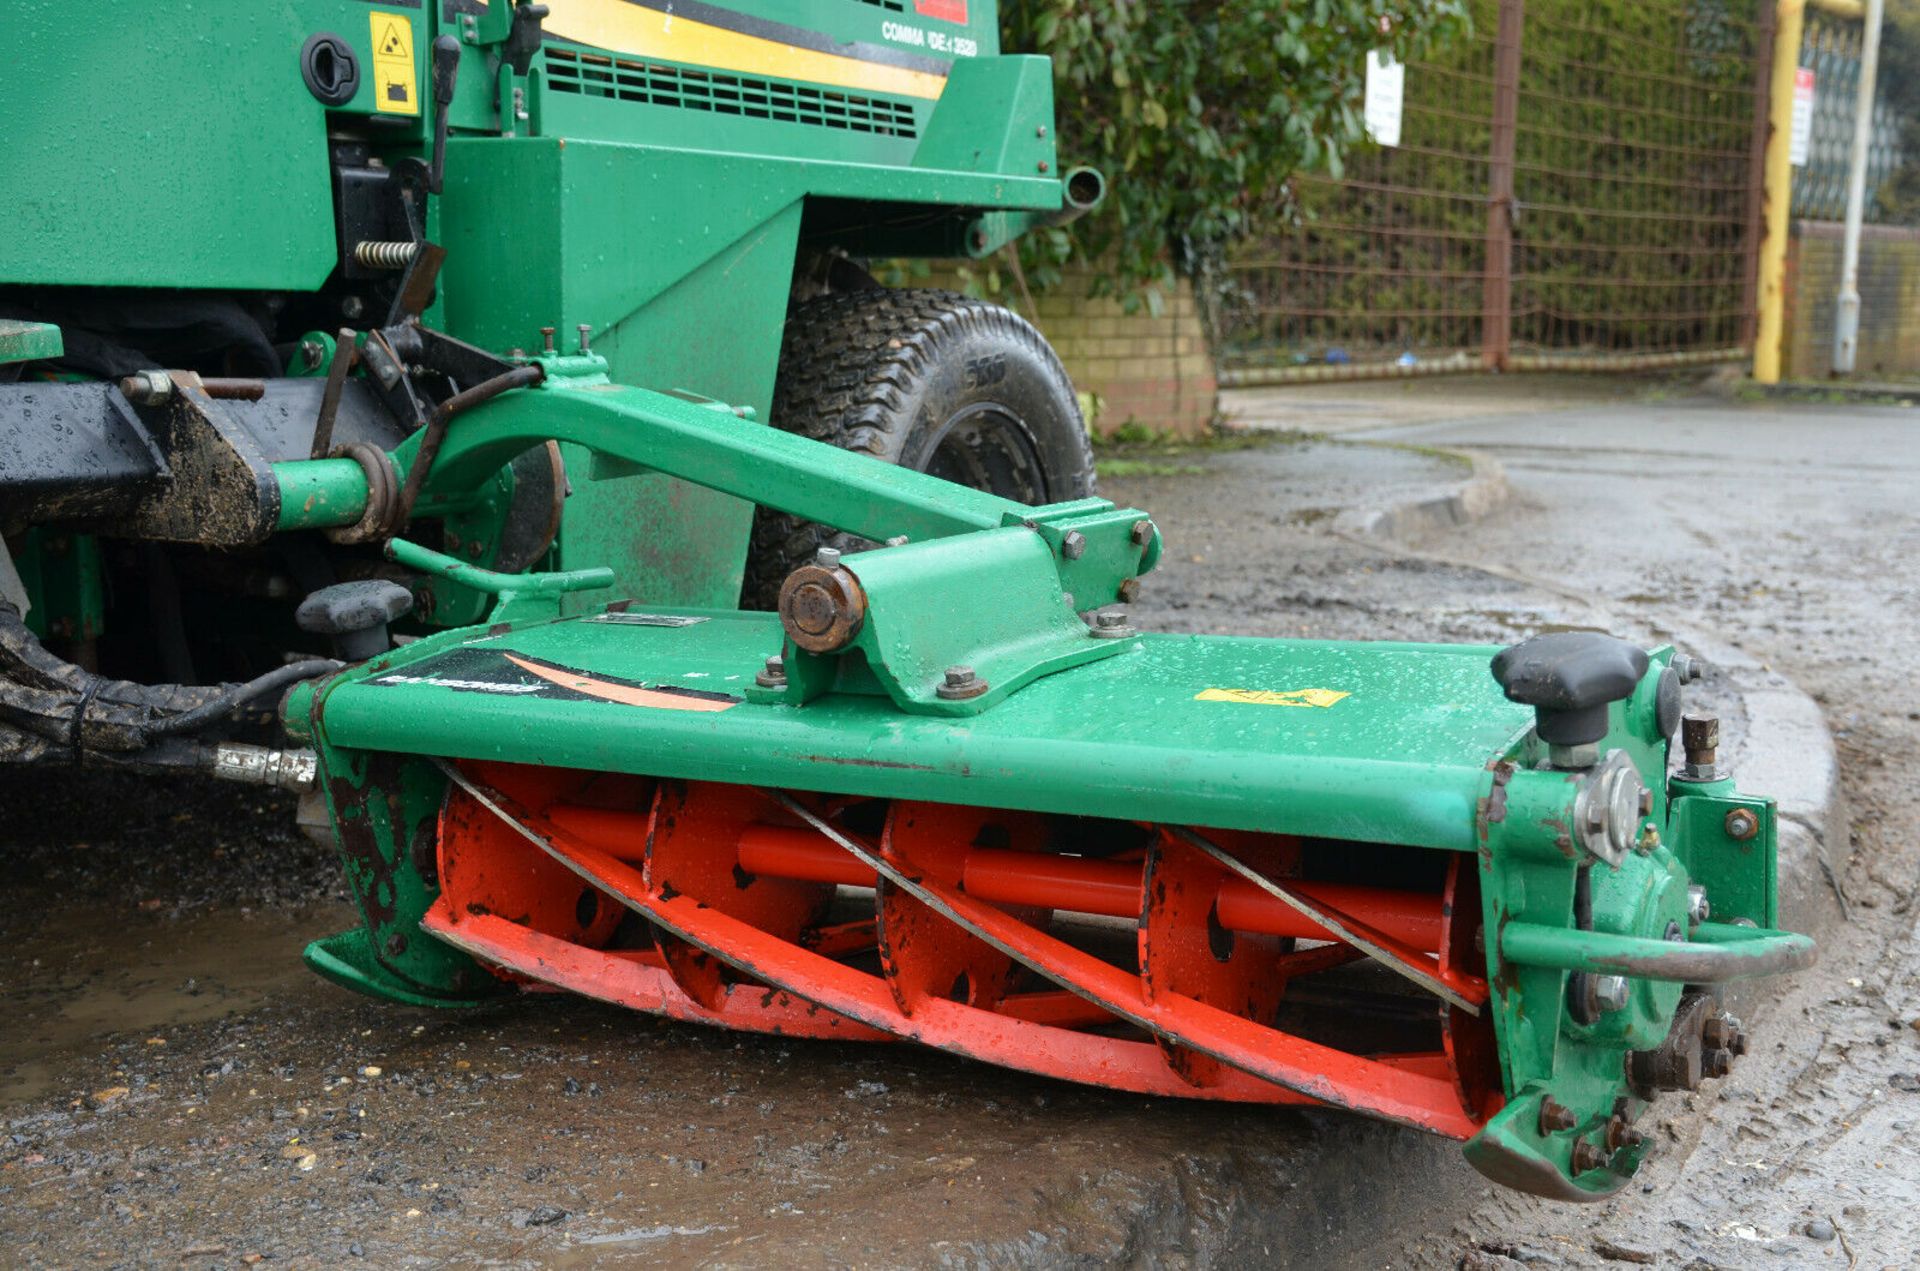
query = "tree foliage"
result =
(1000, 1, 1472, 301)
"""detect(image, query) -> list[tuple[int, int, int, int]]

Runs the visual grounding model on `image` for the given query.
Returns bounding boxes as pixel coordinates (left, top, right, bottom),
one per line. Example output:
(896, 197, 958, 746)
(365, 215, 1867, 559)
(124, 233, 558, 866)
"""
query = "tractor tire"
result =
(742, 289, 1096, 610)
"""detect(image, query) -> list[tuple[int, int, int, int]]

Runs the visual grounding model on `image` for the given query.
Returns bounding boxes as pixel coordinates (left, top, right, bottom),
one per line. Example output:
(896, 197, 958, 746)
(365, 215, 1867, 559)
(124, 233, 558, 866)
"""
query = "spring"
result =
(352, 240, 419, 269)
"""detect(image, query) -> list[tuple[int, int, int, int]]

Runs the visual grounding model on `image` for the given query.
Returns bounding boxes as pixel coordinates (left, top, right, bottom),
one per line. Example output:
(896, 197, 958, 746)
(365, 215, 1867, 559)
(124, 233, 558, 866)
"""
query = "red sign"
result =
(915, 0, 968, 24)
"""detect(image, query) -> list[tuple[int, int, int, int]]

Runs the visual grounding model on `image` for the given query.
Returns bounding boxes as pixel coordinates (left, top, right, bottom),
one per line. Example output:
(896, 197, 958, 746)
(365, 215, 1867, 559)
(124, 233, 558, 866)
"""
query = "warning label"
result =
(369, 11, 418, 116)
(1194, 687, 1352, 709)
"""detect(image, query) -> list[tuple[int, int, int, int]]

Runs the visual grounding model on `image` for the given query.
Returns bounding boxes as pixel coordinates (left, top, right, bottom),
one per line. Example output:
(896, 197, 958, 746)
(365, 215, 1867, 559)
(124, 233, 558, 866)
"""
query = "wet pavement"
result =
(3, 380, 1917, 1267)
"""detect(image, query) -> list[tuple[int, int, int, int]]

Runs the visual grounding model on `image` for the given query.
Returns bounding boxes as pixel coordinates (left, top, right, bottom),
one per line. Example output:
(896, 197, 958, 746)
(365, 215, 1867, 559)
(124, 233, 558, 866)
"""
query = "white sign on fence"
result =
(1789, 67, 1816, 167)
(1365, 49, 1405, 148)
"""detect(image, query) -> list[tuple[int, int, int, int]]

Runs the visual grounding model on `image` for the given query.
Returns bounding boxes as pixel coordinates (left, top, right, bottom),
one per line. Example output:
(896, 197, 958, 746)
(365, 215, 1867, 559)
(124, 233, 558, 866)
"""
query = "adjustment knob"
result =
(1491, 632, 1648, 762)
(296, 580, 414, 662)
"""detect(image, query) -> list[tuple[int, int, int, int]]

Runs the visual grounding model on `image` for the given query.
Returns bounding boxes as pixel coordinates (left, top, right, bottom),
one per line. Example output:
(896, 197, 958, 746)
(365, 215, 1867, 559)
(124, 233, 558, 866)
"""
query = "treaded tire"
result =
(742, 288, 1096, 610)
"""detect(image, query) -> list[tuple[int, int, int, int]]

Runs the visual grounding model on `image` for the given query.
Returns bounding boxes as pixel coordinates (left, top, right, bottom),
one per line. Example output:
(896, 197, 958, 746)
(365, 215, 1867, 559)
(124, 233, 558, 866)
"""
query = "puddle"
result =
(1, 900, 354, 1105)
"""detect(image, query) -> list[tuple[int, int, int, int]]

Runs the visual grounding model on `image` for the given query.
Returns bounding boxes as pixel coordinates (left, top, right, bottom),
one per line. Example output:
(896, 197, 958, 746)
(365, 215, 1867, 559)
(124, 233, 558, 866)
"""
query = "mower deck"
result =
(314, 606, 1530, 844)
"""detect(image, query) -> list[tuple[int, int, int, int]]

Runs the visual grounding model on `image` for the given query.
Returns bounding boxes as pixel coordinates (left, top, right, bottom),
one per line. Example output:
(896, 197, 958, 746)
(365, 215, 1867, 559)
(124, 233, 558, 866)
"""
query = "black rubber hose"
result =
(395, 362, 544, 526)
(144, 659, 342, 736)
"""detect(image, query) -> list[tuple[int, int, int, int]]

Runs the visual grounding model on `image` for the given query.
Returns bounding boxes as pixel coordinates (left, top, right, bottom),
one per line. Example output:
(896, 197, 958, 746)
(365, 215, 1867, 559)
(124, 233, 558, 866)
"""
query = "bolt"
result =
(1089, 611, 1135, 639)
(577, 323, 592, 353)
(1117, 578, 1142, 605)
(1701, 1047, 1734, 1079)
(540, 326, 556, 353)
(1569, 1139, 1607, 1175)
(1038, 160, 1050, 173)
(300, 339, 325, 370)
(1130, 519, 1154, 547)
(1681, 711, 1719, 777)
(1723, 807, 1760, 841)
(385, 931, 408, 956)
(119, 371, 174, 404)
(1702, 1012, 1746, 1054)
(1672, 652, 1701, 683)
(341, 294, 365, 319)
(1638, 787, 1653, 817)
(1538, 1098, 1578, 1134)
(1636, 823, 1661, 854)
(815, 546, 842, 569)
(466, 540, 484, 559)
(1592, 974, 1631, 1013)
(1061, 530, 1087, 560)
(1036, 124, 1048, 138)
(936, 665, 988, 700)
(755, 655, 786, 689)
(1687, 884, 1711, 927)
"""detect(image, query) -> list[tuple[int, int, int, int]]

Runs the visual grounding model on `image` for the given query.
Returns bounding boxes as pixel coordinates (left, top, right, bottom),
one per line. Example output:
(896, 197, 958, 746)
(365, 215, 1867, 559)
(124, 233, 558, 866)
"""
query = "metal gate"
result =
(1218, 0, 1772, 381)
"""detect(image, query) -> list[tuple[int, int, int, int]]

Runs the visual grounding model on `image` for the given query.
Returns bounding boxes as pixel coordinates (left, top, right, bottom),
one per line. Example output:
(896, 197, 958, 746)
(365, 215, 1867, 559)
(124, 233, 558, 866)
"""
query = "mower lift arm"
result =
(270, 355, 1166, 714)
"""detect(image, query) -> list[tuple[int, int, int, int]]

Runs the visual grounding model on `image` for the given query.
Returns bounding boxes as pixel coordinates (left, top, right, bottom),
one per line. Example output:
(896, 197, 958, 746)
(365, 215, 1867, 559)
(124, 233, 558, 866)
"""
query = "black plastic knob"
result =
(1490, 632, 1648, 746)
(296, 580, 413, 662)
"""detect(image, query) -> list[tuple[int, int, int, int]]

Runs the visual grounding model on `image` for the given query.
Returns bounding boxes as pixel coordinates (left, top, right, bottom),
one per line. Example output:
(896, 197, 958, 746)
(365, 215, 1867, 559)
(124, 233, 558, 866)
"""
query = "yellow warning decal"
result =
(369, 11, 419, 116)
(1194, 688, 1352, 709)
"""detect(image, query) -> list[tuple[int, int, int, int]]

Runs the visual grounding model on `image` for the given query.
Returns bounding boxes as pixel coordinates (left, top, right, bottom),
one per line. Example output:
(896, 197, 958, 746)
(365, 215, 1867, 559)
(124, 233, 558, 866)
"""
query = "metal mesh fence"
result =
(1795, 8, 1906, 221)
(1218, 0, 1771, 379)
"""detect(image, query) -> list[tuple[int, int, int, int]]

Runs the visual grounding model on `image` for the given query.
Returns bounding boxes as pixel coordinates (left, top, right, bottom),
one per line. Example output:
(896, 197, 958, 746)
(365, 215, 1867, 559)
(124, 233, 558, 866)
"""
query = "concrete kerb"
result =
(1329, 443, 1511, 541)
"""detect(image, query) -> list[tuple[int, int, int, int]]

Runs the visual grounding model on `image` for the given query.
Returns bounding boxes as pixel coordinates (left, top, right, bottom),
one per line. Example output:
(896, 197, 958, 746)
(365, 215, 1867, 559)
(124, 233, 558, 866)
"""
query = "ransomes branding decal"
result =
(368, 647, 739, 712)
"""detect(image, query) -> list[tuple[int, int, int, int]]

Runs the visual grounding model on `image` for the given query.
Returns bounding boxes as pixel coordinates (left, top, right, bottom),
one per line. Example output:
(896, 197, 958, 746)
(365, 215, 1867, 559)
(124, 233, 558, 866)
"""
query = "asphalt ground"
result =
(3, 378, 1914, 1268)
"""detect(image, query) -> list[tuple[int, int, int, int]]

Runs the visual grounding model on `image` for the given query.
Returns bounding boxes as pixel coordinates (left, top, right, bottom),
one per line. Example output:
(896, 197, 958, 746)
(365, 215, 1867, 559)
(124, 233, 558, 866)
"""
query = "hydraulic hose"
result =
(144, 659, 343, 736)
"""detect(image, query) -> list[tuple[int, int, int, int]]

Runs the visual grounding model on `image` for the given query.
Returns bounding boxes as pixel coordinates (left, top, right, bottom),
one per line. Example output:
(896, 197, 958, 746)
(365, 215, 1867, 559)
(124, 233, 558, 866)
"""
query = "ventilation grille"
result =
(545, 47, 919, 138)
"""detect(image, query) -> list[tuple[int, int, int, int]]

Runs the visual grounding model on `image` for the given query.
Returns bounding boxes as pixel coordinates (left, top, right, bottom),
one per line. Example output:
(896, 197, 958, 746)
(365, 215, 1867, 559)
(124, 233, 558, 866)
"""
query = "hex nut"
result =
(1723, 807, 1761, 841)
(1060, 531, 1087, 560)
(1130, 519, 1154, 547)
(1538, 1098, 1578, 1134)
(1592, 974, 1631, 1013)
(754, 655, 786, 689)
(936, 665, 989, 701)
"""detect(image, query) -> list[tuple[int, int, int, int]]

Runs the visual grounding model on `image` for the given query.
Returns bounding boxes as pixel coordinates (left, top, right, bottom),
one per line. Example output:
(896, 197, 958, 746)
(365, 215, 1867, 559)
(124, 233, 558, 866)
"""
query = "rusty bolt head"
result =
(1538, 1098, 1578, 1134)
(1569, 1139, 1607, 1175)
(778, 561, 867, 654)
(1117, 578, 1142, 605)
(1604, 1113, 1645, 1152)
(1723, 807, 1760, 841)
(754, 655, 786, 689)
(1681, 712, 1720, 774)
(1701, 1047, 1734, 1079)
(1061, 530, 1087, 560)
(1130, 519, 1154, 547)
(1038, 160, 1050, 173)
(1702, 1012, 1745, 1053)
(937, 665, 988, 701)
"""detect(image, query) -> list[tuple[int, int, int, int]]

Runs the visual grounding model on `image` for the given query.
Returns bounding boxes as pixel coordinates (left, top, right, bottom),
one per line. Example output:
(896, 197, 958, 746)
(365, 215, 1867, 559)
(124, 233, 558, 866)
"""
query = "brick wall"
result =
(1029, 269, 1218, 437)
(1783, 220, 1920, 379)
(922, 264, 1219, 436)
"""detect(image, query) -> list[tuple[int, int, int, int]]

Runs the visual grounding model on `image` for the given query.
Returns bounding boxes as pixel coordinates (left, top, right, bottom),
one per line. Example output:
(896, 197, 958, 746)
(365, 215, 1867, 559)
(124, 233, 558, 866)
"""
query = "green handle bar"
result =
(1500, 919, 1816, 983)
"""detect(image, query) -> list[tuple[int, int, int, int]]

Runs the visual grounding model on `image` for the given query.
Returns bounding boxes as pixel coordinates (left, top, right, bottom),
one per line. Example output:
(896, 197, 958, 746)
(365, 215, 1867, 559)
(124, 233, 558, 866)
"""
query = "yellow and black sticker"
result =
(1194, 687, 1352, 709)
(368, 10, 419, 115)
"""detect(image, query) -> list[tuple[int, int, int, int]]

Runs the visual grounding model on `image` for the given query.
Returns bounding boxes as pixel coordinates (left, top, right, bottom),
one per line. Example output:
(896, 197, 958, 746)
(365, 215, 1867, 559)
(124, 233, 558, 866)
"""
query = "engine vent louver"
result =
(545, 47, 919, 139)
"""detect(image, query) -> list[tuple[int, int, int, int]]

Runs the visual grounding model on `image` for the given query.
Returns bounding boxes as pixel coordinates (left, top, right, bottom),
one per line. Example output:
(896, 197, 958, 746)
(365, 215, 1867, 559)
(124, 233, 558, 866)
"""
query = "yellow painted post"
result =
(1753, 0, 1806, 384)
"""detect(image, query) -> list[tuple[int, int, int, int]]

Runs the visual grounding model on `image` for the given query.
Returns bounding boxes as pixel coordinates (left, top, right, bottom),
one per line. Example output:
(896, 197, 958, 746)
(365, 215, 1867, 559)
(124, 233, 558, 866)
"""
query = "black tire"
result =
(742, 288, 1096, 610)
